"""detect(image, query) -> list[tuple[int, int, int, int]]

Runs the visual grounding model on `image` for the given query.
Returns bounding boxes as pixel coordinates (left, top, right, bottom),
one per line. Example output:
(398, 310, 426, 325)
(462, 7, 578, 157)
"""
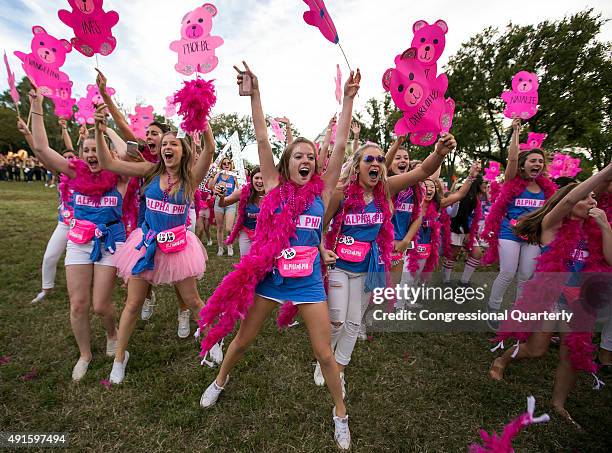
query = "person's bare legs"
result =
(489, 331, 552, 380)
(91, 264, 118, 342)
(66, 264, 94, 361)
(214, 211, 225, 249)
(115, 278, 150, 363)
(552, 332, 581, 428)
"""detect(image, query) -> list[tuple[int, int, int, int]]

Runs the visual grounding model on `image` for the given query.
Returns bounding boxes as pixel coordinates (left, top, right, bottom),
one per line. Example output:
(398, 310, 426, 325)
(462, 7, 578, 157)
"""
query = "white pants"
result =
(238, 230, 252, 257)
(328, 268, 370, 366)
(188, 208, 196, 233)
(41, 221, 69, 290)
(488, 239, 541, 310)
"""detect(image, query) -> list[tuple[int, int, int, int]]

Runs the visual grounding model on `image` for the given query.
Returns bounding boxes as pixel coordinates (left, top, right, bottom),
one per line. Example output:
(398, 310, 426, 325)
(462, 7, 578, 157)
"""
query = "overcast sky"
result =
(1, 1, 610, 162)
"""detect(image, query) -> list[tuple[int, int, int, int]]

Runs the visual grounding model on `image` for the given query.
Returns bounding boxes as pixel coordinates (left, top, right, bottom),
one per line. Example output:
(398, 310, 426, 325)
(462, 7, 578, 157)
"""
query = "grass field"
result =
(1, 182, 610, 452)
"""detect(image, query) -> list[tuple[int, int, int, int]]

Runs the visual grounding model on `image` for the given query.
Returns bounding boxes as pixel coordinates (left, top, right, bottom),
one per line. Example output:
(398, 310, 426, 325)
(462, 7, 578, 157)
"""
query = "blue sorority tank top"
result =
(418, 219, 433, 245)
(57, 187, 74, 223)
(243, 202, 259, 231)
(73, 187, 125, 242)
(336, 200, 383, 273)
(392, 187, 415, 240)
(216, 173, 237, 197)
(500, 188, 546, 242)
(143, 176, 189, 231)
(256, 196, 326, 302)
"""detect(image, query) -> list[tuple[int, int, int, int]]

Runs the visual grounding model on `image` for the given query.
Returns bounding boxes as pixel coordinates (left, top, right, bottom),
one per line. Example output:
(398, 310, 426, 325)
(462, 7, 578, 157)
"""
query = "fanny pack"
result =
(335, 235, 371, 263)
(156, 225, 188, 253)
(67, 219, 99, 244)
(242, 226, 256, 241)
(415, 243, 432, 260)
(276, 246, 318, 278)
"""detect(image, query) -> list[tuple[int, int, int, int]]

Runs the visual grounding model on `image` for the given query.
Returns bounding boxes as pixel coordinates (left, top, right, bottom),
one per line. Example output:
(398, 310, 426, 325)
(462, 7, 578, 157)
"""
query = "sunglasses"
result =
(363, 155, 385, 163)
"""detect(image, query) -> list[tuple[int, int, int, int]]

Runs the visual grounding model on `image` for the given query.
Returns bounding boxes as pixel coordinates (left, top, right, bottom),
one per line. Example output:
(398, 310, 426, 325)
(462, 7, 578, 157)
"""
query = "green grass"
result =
(0, 182, 610, 452)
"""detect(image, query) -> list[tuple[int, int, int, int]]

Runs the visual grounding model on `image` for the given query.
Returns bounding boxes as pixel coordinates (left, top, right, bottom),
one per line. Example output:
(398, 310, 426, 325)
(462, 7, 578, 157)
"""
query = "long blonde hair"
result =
(144, 131, 196, 201)
(339, 143, 392, 204)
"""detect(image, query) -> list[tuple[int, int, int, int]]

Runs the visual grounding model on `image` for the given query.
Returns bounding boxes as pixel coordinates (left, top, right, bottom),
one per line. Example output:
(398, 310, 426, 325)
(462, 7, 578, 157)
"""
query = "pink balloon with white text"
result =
(170, 3, 224, 75)
(58, 0, 119, 57)
(383, 48, 455, 146)
(501, 71, 539, 119)
(410, 19, 448, 79)
(14, 26, 72, 97)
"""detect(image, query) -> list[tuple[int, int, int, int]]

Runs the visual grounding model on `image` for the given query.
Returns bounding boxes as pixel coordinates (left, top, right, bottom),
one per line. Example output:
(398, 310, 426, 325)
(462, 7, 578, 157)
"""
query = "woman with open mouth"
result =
(489, 163, 612, 428)
(218, 166, 265, 257)
(209, 157, 239, 257)
(313, 133, 456, 397)
(93, 106, 219, 384)
(482, 118, 558, 330)
(29, 89, 128, 382)
(197, 62, 359, 450)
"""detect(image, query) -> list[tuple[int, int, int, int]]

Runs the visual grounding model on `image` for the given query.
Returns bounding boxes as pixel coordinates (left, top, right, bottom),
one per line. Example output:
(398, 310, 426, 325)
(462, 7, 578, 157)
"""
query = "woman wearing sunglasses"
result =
(209, 158, 239, 256)
(313, 134, 457, 394)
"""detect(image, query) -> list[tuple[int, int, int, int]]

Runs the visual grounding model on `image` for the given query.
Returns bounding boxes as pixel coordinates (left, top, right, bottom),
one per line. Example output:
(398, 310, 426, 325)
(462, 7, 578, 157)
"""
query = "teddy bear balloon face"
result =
(14, 26, 72, 96)
(383, 48, 455, 146)
(501, 70, 539, 119)
(519, 132, 547, 151)
(169, 3, 224, 75)
(410, 19, 448, 78)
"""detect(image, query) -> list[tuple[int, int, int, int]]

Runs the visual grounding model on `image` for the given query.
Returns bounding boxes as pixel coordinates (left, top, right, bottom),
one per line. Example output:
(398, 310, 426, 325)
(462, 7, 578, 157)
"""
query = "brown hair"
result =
(276, 137, 319, 182)
(518, 149, 547, 178)
(513, 183, 576, 243)
(248, 166, 262, 204)
(143, 131, 196, 201)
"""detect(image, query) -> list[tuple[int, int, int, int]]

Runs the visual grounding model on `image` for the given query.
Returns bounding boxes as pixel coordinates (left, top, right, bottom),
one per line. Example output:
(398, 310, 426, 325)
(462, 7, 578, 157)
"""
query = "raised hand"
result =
(233, 61, 259, 95)
(511, 117, 521, 133)
(351, 121, 361, 136)
(95, 68, 107, 93)
(434, 133, 457, 157)
(343, 69, 361, 99)
(469, 161, 481, 178)
(17, 118, 31, 136)
(94, 104, 107, 132)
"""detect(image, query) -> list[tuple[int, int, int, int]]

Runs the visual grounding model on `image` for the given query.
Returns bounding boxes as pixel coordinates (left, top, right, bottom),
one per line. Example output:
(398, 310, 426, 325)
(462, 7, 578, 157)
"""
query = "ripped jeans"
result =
(328, 268, 370, 366)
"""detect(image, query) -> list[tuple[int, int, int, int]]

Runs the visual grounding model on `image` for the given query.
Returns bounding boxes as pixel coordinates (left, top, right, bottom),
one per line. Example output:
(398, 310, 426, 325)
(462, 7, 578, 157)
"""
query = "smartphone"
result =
(239, 73, 252, 96)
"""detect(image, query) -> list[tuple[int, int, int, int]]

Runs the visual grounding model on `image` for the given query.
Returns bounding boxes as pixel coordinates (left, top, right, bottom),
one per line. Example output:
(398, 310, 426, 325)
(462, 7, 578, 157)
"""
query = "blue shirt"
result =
(216, 173, 237, 197)
(500, 188, 546, 242)
(142, 176, 189, 231)
(73, 187, 125, 242)
(392, 187, 416, 240)
(336, 200, 383, 273)
(243, 202, 259, 231)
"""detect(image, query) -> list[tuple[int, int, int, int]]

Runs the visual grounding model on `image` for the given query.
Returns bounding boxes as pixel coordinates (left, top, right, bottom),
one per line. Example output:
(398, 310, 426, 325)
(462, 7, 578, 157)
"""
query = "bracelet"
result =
(32, 111, 43, 116)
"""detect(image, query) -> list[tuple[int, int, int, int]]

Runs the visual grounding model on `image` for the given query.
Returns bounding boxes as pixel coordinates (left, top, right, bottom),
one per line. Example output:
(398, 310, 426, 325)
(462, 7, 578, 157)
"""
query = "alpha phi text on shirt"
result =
(514, 198, 545, 208)
(146, 198, 187, 215)
(343, 212, 384, 225)
(75, 194, 118, 207)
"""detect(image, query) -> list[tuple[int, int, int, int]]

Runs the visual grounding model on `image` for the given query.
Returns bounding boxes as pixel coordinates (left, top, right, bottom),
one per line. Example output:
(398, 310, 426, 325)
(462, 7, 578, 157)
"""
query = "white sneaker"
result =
(200, 375, 229, 408)
(333, 407, 351, 450)
(227, 245, 234, 256)
(31, 290, 47, 304)
(314, 361, 325, 386)
(178, 309, 191, 338)
(210, 340, 224, 365)
(109, 351, 130, 384)
(206, 238, 213, 246)
(217, 247, 224, 256)
(72, 358, 90, 381)
(357, 323, 367, 341)
(340, 372, 346, 399)
(141, 291, 156, 320)
(106, 337, 117, 357)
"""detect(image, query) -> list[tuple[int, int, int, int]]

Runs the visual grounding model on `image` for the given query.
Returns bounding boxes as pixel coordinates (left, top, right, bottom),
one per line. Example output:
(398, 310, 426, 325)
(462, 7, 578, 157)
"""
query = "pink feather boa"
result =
(489, 180, 501, 201)
(481, 176, 557, 265)
(494, 217, 612, 372)
(197, 175, 324, 354)
(407, 201, 443, 277)
(226, 180, 252, 245)
(173, 79, 216, 133)
(439, 206, 452, 264)
(466, 196, 483, 253)
(67, 159, 118, 200)
(58, 173, 73, 210)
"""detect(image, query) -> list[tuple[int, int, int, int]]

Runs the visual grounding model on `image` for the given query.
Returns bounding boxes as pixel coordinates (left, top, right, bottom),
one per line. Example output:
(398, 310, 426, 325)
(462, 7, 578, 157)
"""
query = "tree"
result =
(209, 113, 255, 150)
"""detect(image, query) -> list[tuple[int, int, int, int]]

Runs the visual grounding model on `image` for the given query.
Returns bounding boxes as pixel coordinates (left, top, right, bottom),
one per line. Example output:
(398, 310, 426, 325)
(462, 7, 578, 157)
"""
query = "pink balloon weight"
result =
(169, 3, 224, 75)
(410, 19, 448, 79)
(58, 0, 119, 57)
(501, 71, 539, 120)
(14, 26, 72, 97)
(383, 48, 455, 146)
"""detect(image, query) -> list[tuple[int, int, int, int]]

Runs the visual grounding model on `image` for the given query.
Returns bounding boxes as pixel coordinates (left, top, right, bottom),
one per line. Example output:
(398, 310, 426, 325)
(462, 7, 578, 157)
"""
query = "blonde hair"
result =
(339, 143, 392, 201)
(143, 131, 196, 201)
(276, 137, 319, 181)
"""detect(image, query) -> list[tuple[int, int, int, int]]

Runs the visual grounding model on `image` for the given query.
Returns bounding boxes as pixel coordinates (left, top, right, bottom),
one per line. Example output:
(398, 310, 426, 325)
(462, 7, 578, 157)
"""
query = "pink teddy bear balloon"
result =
(75, 96, 96, 124)
(170, 3, 224, 75)
(164, 96, 177, 118)
(51, 80, 76, 120)
(383, 48, 455, 146)
(58, 0, 119, 57)
(85, 83, 115, 106)
(410, 19, 448, 79)
(14, 26, 72, 97)
(129, 105, 155, 139)
(519, 132, 547, 151)
(484, 161, 501, 182)
(501, 71, 539, 119)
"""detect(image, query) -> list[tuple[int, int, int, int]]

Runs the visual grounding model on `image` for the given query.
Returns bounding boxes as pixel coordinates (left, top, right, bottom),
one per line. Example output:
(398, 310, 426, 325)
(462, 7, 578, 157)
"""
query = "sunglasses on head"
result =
(363, 155, 385, 163)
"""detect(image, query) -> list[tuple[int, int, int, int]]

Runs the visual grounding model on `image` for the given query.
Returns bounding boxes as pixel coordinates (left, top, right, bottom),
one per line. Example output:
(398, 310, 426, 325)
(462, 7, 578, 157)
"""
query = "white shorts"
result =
(65, 241, 124, 267)
(450, 232, 466, 247)
(199, 207, 211, 219)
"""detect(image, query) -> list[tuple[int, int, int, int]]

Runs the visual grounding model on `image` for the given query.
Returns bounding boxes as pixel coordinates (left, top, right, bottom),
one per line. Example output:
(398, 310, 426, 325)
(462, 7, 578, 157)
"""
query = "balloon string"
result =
(95, 54, 99, 69)
(338, 43, 352, 72)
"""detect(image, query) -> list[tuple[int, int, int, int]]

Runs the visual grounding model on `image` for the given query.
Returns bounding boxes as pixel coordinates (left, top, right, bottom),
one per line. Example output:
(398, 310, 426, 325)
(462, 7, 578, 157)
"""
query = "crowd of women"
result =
(12, 61, 611, 450)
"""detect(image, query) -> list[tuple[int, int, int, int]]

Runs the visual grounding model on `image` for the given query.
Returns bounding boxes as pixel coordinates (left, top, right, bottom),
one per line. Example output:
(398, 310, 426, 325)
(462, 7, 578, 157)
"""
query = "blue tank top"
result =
(243, 202, 259, 231)
(216, 173, 237, 196)
(73, 187, 125, 242)
(143, 176, 189, 231)
(393, 187, 416, 240)
(336, 200, 383, 273)
(541, 239, 589, 296)
(500, 188, 546, 242)
(418, 219, 433, 245)
(256, 196, 326, 302)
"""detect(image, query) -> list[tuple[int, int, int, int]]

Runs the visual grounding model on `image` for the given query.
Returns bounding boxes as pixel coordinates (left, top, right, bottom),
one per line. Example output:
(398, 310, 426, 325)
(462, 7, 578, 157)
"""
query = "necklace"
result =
(162, 172, 176, 204)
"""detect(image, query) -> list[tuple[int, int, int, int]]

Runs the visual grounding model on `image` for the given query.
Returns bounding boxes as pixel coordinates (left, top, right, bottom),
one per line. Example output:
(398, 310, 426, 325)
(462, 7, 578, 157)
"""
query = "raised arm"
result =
(235, 62, 278, 192)
(351, 121, 361, 153)
(58, 118, 73, 150)
(385, 136, 406, 170)
(16, 117, 34, 149)
(441, 162, 481, 208)
(388, 133, 456, 196)
(318, 115, 336, 167)
(96, 69, 137, 142)
(322, 69, 361, 197)
(94, 105, 153, 178)
(504, 118, 521, 181)
(542, 163, 612, 230)
(207, 171, 220, 191)
(216, 186, 242, 207)
(191, 124, 215, 183)
(105, 127, 127, 158)
(28, 89, 73, 177)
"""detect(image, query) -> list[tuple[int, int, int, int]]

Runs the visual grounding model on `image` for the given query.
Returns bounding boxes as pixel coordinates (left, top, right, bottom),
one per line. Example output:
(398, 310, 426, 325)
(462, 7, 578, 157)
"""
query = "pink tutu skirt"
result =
(114, 228, 207, 285)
